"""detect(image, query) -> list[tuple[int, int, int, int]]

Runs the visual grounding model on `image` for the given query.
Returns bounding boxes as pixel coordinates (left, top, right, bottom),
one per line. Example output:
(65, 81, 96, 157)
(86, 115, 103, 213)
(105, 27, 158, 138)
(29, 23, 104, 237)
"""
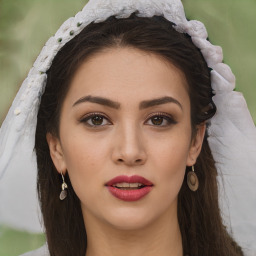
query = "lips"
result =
(106, 175, 153, 187)
(105, 175, 153, 201)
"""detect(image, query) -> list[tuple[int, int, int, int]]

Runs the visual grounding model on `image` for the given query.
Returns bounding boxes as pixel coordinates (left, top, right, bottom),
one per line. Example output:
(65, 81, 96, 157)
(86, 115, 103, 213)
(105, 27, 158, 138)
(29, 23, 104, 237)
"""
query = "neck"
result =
(83, 208, 183, 256)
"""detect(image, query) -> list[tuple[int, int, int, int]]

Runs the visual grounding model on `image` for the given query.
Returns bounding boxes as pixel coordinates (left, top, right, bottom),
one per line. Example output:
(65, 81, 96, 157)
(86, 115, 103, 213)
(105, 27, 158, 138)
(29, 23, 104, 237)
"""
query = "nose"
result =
(112, 123, 147, 166)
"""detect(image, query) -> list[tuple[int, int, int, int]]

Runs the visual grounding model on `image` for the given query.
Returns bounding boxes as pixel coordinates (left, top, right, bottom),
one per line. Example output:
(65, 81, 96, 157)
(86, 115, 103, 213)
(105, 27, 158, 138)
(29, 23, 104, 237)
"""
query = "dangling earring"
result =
(187, 165, 199, 192)
(59, 171, 68, 200)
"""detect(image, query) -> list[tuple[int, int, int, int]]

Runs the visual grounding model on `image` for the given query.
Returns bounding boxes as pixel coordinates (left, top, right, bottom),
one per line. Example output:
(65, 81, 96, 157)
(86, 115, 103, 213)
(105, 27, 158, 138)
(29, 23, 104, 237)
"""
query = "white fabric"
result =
(0, 0, 255, 255)
(208, 90, 256, 256)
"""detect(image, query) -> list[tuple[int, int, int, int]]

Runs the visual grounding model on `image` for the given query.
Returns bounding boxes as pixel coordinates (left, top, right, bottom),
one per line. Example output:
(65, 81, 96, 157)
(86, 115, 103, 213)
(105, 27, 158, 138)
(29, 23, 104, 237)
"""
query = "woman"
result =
(0, 0, 255, 255)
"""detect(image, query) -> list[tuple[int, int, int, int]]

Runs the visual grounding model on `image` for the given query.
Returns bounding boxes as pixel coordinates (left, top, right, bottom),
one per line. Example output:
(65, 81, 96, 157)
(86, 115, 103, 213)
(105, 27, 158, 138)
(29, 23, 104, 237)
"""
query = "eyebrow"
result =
(73, 95, 182, 110)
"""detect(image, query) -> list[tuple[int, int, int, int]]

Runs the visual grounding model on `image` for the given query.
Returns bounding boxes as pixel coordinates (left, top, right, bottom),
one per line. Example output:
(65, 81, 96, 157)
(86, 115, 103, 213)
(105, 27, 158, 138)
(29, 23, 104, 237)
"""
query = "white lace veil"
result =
(0, 0, 255, 255)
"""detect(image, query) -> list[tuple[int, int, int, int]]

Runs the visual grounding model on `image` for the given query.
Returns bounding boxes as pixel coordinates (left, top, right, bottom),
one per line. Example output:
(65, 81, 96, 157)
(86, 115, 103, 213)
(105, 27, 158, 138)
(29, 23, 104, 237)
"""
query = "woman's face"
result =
(47, 47, 205, 231)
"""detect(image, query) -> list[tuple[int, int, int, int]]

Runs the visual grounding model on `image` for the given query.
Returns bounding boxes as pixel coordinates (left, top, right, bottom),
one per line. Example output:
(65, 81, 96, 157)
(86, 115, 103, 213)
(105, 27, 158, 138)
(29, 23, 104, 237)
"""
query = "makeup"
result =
(105, 175, 153, 201)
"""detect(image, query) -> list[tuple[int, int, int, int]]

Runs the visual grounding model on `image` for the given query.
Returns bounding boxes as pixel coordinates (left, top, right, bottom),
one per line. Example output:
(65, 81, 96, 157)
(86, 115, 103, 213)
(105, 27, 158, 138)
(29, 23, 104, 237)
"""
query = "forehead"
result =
(65, 47, 189, 106)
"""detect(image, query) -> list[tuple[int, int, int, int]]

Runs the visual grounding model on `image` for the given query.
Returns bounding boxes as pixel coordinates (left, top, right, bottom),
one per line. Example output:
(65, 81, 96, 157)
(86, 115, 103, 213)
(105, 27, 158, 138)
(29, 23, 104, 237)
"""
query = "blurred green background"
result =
(0, 0, 255, 255)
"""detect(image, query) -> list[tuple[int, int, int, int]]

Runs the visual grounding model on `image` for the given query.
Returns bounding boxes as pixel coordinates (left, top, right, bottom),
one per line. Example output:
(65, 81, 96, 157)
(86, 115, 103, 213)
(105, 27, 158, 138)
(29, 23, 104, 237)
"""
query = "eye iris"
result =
(92, 115, 103, 125)
(152, 116, 163, 125)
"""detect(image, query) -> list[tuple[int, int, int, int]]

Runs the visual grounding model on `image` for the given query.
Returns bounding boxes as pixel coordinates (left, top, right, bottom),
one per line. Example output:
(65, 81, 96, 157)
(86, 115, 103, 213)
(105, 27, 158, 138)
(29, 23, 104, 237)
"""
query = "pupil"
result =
(152, 116, 163, 125)
(92, 116, 103, 125)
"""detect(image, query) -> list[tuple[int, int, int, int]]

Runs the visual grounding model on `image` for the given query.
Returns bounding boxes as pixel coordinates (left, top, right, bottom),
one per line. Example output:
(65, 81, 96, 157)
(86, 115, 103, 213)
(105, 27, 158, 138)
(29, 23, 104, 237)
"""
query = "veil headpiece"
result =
(0, 0, 255, 255)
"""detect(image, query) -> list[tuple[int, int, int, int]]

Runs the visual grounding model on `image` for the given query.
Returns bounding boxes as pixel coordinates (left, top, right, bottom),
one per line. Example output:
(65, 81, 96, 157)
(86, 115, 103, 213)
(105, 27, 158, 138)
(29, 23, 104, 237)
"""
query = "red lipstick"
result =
(105, 175, 153, 202)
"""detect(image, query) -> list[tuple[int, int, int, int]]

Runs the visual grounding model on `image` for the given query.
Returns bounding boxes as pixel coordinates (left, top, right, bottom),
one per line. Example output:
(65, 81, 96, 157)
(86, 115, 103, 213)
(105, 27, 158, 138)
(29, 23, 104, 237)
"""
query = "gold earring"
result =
(187, 166, 199, 192)
(59, 172, 68, 200)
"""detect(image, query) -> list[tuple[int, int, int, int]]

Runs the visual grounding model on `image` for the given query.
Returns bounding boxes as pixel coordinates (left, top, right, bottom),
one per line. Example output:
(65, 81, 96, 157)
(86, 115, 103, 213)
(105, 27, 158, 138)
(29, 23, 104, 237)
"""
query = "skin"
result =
(47, 47, 205, 256)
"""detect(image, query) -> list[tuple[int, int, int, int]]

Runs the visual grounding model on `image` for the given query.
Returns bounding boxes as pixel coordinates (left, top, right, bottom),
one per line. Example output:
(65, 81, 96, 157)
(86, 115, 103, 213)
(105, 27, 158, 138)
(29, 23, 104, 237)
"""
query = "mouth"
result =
(105, 175, 153, 201)
(112, 182, 146, 190)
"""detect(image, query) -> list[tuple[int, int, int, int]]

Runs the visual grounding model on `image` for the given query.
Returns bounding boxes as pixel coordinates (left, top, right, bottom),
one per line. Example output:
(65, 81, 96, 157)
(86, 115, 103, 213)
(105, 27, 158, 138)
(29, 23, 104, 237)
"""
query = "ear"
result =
(46, 132, 67, 174)
(186, 123, 206, 166)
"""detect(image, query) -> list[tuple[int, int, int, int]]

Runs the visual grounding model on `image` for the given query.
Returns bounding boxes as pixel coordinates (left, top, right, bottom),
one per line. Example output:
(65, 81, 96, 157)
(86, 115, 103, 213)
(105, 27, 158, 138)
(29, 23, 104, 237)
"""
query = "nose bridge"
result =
(113, 120, 147, 165)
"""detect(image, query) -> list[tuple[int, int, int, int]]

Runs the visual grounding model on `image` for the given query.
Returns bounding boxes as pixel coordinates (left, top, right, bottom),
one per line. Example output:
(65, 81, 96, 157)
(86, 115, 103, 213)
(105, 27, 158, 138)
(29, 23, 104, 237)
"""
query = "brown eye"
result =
(151, 116, 164, 125)
(81, 113, 111, 127)
(91, 115, 104, 125)
(146, 113, 177, 127)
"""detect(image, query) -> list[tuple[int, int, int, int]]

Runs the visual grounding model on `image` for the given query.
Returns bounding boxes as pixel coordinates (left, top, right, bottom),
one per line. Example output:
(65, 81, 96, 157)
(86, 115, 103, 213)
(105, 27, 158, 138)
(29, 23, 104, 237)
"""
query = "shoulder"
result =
(19, 244, 49, 256)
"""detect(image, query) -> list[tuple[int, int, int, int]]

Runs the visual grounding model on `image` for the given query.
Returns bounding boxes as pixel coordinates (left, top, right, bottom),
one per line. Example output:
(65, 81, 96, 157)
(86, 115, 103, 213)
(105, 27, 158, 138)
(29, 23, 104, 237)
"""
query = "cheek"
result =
(62, 143, 105, 207)
(61, 122, 109, 168)
(59, 124, 120, 205)
(63, 140, 103, 169)
(159, 144, 188, 184)
(149, 129, 191, 195)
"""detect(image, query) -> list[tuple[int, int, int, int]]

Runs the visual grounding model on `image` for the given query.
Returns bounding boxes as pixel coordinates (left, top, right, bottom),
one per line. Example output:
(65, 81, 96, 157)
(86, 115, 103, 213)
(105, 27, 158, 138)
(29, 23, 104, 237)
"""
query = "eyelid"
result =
(80, 112, 112, 126)
(145, 112, 177, 126)
(79, 111, 177, 128)
(146, 111, 173, 119)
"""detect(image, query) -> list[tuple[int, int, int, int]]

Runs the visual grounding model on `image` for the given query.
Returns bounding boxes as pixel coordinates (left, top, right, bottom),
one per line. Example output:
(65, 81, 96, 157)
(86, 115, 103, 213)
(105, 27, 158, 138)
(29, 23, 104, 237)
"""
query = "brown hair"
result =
(35, 13, 243, 256)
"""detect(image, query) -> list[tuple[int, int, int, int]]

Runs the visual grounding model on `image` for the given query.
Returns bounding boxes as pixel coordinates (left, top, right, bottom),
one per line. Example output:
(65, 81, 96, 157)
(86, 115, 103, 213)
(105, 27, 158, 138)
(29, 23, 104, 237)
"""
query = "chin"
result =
(107, 217, 153, 232)
(101, 206, 161, 231)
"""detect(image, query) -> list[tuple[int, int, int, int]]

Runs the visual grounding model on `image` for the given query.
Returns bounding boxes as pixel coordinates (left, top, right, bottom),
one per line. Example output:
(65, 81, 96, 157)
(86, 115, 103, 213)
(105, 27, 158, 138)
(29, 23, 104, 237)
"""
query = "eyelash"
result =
(80, 112, 177, 128)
